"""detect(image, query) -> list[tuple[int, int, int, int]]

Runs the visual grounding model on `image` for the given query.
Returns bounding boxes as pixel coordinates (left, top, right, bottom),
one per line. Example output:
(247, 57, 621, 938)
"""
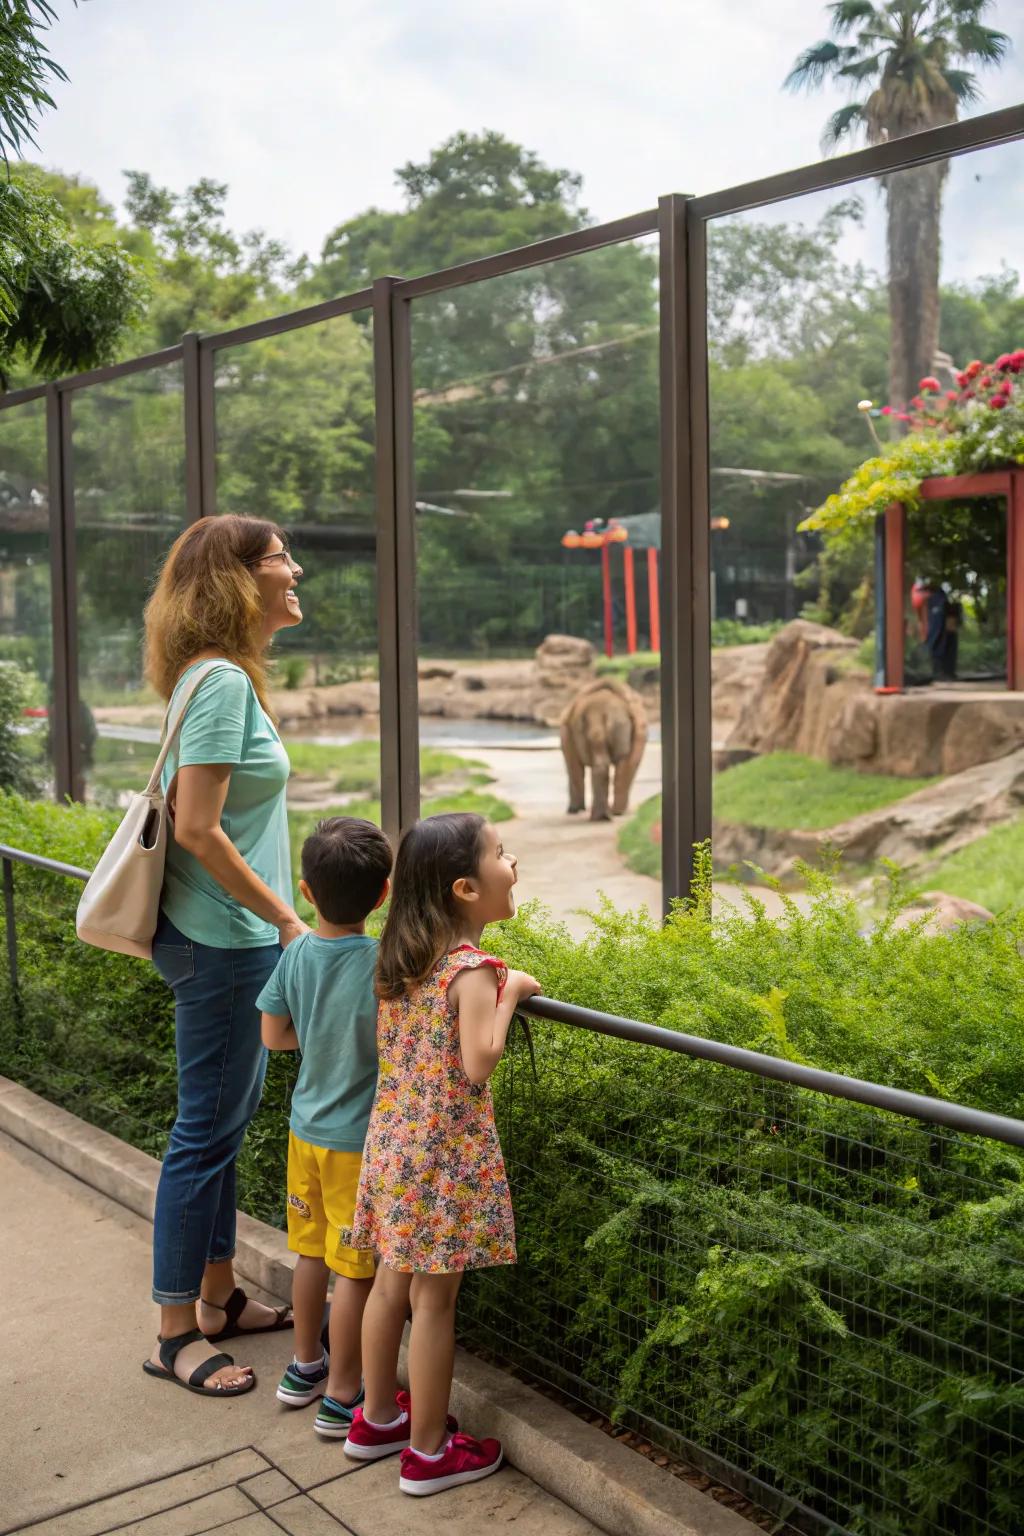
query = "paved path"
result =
(468, 744, 802, 937)
(0, 1132, 602, 1536)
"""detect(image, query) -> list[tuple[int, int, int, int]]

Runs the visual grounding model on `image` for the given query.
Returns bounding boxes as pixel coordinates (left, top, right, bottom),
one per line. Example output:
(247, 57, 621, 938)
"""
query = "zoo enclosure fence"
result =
(1, 841, 1021, 1536)
(1, 106, 1023, 911)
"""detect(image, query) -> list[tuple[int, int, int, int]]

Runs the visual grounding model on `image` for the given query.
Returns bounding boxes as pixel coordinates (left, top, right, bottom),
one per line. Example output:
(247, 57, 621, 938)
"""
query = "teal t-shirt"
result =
(256, 932, 379, 1152)
(160, 660, 291, 949)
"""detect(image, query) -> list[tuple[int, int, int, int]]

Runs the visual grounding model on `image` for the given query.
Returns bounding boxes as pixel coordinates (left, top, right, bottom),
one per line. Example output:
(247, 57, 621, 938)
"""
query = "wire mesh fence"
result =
(460, 1021, 1024, 1536)
(1, 847, 1022, 1534)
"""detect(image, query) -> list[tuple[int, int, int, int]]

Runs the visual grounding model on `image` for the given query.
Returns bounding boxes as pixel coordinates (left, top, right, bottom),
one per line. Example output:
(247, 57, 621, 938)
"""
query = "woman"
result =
(142, 515, 308, 1396)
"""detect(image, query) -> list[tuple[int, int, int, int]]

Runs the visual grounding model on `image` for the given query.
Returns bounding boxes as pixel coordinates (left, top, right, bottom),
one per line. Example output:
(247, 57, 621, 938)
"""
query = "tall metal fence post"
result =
(186, 332, 218, 521)
(45, 384, 83, 802)
(373, 277, 421, 848)
(658, 193, 710, 913)
(3, 857, 20, 1015)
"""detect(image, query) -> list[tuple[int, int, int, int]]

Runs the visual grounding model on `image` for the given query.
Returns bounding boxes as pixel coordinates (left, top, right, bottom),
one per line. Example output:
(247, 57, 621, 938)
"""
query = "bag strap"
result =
(143, 660, 233, 796)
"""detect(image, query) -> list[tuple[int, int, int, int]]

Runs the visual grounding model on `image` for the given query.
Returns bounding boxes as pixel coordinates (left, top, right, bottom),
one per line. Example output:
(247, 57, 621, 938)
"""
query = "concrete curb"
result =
(0, 1075, 753, 1536)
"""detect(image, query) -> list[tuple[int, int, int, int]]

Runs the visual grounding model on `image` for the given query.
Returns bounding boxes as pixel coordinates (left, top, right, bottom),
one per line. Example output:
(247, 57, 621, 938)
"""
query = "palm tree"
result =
(785, 2, 1010, 411)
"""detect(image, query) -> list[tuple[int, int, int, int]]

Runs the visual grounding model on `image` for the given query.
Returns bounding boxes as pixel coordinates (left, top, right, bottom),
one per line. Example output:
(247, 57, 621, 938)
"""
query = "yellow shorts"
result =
(286, 1133, 376, 1280)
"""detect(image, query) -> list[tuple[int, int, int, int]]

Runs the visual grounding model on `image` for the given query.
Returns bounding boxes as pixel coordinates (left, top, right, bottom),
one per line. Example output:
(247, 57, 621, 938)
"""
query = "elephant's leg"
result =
(561, 720, 586, 814)
(612, 752, 641, 816)
(590, 763, 611, 821)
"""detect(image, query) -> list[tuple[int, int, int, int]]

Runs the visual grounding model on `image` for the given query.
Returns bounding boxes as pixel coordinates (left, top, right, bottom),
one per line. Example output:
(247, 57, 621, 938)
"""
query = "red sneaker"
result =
(399, 1432, 503, 1496)
(344, 1390, 411, 1461)
(344, 1390, 458, 1462)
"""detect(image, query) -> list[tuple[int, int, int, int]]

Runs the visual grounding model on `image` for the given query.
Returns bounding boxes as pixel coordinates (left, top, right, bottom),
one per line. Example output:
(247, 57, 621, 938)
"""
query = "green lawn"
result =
(714, 752, 935, 831)
(617, 793, 662, 879)
(89, 738, 491, 802)
(920, 817, 1024, 914)
(619, 753, 937, 880)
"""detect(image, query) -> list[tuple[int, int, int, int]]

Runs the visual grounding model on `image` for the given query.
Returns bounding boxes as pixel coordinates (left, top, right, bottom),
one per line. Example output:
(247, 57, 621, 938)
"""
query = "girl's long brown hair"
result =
(376, 813, 487, 999)
(143, 515, 284, 714)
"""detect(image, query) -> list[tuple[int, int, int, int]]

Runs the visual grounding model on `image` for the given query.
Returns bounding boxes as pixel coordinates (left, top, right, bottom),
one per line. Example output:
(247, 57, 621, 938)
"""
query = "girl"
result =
(343, 812, 540, 1496)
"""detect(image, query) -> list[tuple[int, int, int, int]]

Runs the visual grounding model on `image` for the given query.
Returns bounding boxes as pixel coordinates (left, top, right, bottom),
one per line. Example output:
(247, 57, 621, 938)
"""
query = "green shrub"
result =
(0, 663, 41, 796)
(1, 795, 1022, 1533)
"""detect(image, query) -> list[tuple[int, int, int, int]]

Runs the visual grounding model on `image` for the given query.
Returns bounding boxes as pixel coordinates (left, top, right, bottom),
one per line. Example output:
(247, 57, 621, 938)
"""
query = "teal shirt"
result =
(256, 932, 379, 1152)
(160, 661, 291, 949)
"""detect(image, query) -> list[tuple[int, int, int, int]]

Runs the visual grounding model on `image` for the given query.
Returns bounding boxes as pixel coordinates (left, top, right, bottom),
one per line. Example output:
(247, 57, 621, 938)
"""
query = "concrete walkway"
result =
(0, 1131, 604, 1536)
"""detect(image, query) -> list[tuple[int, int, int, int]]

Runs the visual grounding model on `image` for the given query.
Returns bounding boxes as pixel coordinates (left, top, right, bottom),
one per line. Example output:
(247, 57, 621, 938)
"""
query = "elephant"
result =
(560, 678, 648, 822)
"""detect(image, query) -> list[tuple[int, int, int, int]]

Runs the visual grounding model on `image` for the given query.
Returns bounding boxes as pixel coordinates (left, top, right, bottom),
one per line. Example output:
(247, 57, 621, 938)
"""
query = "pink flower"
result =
(919, 376, 941, 393)
(880, 405, 893, 416)
(945, 390, 958, 401)
(965, 360, 983, 380)
(996, 354, 1013, 372)
(911, 395, 924, 408)
(896, 411, 912, 422)
(990, 395, 1008, 410)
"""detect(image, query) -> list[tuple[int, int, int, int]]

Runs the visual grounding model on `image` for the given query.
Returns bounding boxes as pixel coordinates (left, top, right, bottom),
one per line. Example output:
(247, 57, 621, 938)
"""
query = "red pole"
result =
(623, 544, 637, 654)
(601, 542, 613, 658)
(884, 501, 906, 689)
(647, 547, 660, 653)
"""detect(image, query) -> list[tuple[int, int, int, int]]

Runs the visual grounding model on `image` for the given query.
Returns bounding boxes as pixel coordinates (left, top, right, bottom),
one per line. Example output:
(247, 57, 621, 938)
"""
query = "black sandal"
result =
(142, 1329, 256, 1397)
(200, 1286, 293, 1344)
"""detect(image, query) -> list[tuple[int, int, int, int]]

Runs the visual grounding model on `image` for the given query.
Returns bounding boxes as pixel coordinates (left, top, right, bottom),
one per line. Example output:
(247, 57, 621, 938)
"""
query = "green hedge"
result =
(1, 795, 1022, 1533)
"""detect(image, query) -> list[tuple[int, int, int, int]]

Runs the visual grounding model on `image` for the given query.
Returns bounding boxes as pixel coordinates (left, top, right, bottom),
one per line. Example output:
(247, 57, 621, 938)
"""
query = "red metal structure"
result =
(881, 470, 1024, 690)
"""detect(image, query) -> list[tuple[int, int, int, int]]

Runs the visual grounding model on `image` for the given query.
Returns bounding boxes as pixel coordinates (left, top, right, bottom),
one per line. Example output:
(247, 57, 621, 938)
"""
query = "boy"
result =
(258, 815, 392, 1438)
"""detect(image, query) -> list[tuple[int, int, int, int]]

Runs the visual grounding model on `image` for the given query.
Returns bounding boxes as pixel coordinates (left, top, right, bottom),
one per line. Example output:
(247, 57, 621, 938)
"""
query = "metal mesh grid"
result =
(458, 1025, 1024, 1536)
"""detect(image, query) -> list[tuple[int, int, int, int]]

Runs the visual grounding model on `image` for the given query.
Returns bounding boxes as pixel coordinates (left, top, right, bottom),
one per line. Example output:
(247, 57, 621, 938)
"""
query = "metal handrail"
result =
(3, 839, 1024, 1151)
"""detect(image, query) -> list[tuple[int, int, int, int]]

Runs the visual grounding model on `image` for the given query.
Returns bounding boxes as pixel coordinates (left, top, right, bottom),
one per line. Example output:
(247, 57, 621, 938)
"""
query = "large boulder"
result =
(727, 621, 859, 756)
(892, 890, 994, 934)
(726, 620, 1024, 778)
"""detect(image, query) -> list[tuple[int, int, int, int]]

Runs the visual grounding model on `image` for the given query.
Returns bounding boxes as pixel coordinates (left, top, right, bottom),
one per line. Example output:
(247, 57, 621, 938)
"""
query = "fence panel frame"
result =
(0, 103, 1016, 900)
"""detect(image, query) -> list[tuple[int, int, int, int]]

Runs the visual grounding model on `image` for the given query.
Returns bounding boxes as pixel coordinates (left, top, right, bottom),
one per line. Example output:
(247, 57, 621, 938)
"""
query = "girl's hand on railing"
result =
(508, 969, 542, 1003)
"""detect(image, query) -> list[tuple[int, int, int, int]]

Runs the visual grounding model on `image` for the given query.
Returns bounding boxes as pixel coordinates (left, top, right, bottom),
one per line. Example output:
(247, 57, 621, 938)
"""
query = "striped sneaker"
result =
(314, 1387, 365, 1439)
(276, 1355, 330, 1407)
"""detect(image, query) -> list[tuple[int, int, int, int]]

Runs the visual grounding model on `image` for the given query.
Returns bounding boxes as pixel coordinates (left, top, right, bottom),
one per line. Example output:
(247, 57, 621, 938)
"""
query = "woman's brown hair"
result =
(376, 813, 487, 1000)
(143, 515, 285, 714)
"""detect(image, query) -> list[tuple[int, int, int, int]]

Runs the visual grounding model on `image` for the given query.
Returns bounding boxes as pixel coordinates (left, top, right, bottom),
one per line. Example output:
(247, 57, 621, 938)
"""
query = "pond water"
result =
(97, 717, 660, 750)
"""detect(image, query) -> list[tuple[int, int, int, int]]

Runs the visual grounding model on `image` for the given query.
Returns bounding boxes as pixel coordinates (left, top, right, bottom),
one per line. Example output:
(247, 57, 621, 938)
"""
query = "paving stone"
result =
(314, 1458, 606, 1534)
(103, 1485, 255, 1535)
(237, 1469, 299, 1508)
(269, 1495, 352, 1535)
(192, 1518, 280, 1536)
(254, 1434, 362, 1492)
(7, 1453, 270, 1536)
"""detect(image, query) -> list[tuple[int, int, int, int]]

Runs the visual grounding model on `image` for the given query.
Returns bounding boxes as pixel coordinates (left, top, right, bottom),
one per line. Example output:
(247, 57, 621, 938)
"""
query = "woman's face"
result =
(249, 534, 303, 640)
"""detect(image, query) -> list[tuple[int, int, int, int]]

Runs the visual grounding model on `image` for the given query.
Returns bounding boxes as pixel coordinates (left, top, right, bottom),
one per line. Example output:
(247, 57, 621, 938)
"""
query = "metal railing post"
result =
(374, 277, 420, 848)
(3, 856, 20, 1014)
(45, 384, 83, 802)
(658, 193, 710, 914)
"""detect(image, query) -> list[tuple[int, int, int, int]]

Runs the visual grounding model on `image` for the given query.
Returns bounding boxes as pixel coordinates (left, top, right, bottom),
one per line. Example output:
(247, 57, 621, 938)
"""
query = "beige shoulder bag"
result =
(76, 660, 226, 959)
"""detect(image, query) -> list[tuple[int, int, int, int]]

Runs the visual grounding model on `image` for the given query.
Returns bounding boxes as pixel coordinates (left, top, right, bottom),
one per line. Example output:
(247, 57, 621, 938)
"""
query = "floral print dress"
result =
(348, 946, 517, 1273)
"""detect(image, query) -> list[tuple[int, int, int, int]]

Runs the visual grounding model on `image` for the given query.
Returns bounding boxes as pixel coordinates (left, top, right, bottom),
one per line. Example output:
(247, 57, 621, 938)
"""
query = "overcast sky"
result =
(31, 0, 1024, 284)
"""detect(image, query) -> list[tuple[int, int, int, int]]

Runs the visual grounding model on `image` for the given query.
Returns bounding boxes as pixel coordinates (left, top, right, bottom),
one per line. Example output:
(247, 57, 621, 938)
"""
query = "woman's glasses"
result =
(242, 550, 300, 571)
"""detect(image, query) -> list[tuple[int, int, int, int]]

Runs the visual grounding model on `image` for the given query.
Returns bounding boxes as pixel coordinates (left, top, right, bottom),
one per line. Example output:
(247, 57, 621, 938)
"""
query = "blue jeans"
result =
(151, 911, 280, 1304)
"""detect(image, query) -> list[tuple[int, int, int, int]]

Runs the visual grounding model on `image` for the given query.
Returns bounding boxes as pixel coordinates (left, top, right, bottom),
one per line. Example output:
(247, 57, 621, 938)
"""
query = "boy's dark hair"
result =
(301, 817, 392, 925)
